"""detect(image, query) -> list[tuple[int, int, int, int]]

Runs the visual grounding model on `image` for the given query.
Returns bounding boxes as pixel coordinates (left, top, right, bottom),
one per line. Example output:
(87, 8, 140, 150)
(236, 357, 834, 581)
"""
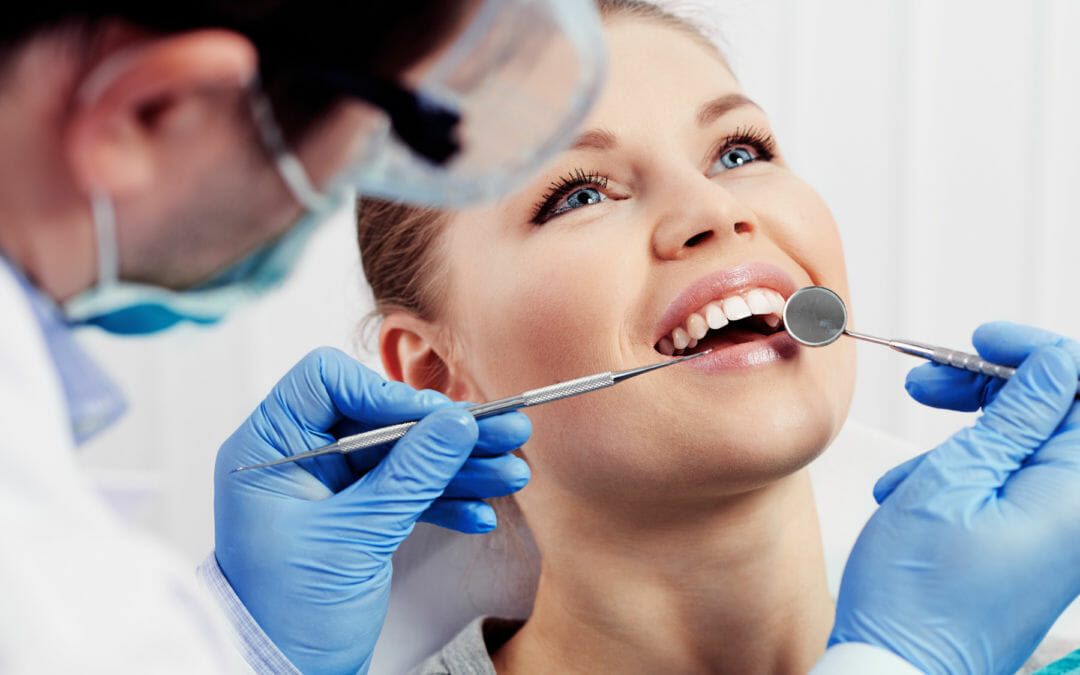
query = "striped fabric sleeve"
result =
(196, 553, 300, 675)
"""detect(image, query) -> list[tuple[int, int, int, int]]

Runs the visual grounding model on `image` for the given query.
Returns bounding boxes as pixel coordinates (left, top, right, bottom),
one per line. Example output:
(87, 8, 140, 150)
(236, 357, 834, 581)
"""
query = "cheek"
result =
(744, 174, 849, 293)
(452, 227, 638, 398)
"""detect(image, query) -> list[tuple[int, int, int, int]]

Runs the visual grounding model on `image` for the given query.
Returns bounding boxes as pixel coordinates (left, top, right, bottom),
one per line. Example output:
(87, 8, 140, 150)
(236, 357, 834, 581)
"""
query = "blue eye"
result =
(551, 186, 607, 217)
(712, 146, 757, 173)
(531, 170, 611, 225)
(708, 128, 777, 176)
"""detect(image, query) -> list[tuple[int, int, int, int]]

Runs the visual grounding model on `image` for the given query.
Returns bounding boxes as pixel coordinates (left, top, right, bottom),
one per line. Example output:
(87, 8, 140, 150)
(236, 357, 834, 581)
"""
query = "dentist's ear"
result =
(380, 313, 480, 403)
(65, 29, 258, 196)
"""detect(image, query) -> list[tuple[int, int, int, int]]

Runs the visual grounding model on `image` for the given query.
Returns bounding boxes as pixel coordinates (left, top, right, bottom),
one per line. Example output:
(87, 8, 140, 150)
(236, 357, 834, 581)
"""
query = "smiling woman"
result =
(357, 1, 856, 673)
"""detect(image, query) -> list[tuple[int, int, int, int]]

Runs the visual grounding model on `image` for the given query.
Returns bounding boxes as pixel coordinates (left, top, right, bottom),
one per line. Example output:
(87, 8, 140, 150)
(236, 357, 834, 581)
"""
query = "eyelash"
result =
(529, 125, 777, 225)
(718, 126, 777, 166)
(530, 169, 609, 225)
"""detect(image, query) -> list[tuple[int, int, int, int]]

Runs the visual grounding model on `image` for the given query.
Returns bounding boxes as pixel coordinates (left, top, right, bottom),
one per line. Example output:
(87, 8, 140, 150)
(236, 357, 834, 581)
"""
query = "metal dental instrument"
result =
(233, 349, 712, 472)
(783, 285, 1022, 382)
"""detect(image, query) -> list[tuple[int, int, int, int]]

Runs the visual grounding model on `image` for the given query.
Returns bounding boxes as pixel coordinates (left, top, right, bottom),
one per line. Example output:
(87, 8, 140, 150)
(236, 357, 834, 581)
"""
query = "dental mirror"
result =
(783, 286, 848, 347)
(780, 285, 1073, 394)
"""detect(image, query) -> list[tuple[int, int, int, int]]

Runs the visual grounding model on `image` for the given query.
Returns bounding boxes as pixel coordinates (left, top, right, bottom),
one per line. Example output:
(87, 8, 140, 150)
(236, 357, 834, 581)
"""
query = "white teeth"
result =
(764, 289, 786, 315)
(658, 337, 675, 356)
(704, 302, 728, 330)
(672, 326, 690, 350)
(658, 287, 788, 355)
(721, 296, 752, 321)
(745, 289, 771, 315)
(686, 313, 708, 340)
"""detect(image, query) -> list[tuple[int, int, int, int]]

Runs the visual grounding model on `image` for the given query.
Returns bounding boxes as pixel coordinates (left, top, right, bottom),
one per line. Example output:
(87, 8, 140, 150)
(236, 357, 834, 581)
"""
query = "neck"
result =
(0, 37, 98, 301)
(493, 470, 832, 675)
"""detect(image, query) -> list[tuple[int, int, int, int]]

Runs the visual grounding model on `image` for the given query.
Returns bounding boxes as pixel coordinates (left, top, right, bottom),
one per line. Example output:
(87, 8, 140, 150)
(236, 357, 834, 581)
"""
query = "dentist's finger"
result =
(438, 454, 531, 499)
(418, 499, 498, 533)
(873, 451, 929, 504)
(972, 322, 1080, 368)
(473, 412, 532, 455)
(333, 410, 531, 460)
(914, 346, 1077, 493)
(336, 408, 479, 538)
(904, 323, 1080, 414)
(905, 363, 1002, 412)
(249, 348, 450, 461)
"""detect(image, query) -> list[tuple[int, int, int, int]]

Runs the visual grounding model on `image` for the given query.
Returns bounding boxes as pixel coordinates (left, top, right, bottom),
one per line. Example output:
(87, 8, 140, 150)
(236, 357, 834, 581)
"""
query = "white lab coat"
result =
(0, 261, 244, 673)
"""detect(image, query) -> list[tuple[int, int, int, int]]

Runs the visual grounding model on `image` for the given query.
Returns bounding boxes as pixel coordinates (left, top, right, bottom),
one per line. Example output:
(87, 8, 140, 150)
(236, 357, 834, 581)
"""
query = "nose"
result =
(650, 173, 757, 260)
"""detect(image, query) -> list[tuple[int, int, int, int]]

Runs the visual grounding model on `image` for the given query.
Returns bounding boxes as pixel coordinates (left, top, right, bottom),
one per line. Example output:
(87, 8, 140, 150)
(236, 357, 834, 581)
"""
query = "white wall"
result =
(77, 0, 1080, 577)
(715, 0, 1080, 445)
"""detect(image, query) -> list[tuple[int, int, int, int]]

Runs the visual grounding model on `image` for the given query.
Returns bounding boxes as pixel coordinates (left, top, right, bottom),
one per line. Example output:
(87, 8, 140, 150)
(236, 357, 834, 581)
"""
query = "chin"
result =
(524, 353, 854, 505)
(676, 394, 843, 496)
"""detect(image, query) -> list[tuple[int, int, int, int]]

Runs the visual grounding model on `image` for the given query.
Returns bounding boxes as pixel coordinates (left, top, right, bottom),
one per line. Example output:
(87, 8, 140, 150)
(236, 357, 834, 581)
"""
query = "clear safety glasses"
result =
(254, 0, 608, 209)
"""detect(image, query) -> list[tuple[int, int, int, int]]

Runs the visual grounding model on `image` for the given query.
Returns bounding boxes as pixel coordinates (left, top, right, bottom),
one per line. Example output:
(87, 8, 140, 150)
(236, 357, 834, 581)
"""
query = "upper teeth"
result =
(657, 287, 786, 356)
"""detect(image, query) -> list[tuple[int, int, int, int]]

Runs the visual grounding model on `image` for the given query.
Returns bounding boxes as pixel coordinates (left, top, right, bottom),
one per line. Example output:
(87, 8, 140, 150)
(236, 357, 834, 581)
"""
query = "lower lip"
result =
(680, 332, 801, 373)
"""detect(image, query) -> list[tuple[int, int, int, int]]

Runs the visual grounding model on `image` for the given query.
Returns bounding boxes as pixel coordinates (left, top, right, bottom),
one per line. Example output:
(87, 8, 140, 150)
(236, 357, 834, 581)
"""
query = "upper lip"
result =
(652, 262, 800, 345)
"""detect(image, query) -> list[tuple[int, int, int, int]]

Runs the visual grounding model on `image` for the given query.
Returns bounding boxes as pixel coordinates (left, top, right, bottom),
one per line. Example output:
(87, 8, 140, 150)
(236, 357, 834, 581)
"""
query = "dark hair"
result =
(1, 1, 469, 142)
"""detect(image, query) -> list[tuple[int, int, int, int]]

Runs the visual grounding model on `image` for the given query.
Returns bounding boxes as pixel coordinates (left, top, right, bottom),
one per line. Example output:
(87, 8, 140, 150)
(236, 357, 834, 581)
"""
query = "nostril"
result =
(734, 221, 752, 234)
(684, 231, 713, 248)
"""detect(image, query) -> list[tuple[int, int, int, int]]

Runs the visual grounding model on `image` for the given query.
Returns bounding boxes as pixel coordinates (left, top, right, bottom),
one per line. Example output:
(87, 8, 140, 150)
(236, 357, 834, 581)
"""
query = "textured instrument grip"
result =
(931, 347, 1017, 380)
(335, 421, 417, 453)
(521, 373, 614, 406)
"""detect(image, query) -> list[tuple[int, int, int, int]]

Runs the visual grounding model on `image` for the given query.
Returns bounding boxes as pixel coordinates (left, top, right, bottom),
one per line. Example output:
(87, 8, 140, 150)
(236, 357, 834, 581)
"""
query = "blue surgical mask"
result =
(63, 57, 344, 335)
(62, 189, 342, 335)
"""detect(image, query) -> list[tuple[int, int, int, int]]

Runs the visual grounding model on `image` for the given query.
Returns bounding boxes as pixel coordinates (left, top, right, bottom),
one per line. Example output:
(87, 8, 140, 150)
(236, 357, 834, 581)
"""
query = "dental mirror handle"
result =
(844, 329, 1019, 380)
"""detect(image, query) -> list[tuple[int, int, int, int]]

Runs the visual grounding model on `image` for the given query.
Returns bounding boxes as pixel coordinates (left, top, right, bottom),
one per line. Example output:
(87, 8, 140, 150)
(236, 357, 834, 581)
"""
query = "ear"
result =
(65, 30, 258, 196)
(380, 313, 480, 402)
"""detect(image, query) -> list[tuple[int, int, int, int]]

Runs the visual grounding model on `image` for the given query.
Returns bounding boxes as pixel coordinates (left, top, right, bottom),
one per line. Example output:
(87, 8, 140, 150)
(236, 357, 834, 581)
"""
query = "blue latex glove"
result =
(214, 347, 531, 674)
(830, 322, 1080, 675)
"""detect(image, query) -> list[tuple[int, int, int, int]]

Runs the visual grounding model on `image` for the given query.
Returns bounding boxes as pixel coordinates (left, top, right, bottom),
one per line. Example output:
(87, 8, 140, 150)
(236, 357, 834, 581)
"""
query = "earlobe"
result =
(380, 314, 477, 402)
(65, 29, 258, 196)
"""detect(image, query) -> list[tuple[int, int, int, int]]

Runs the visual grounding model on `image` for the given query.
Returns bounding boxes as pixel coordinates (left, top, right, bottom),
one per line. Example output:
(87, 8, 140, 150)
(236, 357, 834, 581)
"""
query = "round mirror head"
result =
(783, 286, 848, 347)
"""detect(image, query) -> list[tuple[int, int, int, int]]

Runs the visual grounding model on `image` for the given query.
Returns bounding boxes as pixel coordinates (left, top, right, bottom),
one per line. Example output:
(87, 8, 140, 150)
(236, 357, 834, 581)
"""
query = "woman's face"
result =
(435, 19, 855, 509)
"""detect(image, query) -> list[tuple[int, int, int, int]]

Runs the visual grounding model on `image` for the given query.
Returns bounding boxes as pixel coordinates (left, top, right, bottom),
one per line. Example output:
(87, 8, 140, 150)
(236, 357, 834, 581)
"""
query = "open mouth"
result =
(654, 288, 787, 357)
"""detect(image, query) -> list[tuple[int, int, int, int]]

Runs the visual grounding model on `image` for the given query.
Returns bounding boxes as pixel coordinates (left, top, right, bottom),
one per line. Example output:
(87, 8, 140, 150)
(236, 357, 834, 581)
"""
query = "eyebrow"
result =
(567, 94, 763, 153)
(697, 93, 761, 127)
(571, 128, 618, 151)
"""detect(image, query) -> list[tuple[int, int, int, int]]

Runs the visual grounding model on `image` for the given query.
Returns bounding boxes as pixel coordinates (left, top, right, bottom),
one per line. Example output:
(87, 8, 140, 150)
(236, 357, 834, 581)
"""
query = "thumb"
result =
(334, 407, 478, 535)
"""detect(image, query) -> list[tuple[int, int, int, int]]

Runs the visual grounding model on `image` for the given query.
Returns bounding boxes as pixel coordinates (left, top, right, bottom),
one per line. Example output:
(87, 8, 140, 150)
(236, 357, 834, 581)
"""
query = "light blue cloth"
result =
(1, 256, 126, 444)
(2, 255, 296, 671)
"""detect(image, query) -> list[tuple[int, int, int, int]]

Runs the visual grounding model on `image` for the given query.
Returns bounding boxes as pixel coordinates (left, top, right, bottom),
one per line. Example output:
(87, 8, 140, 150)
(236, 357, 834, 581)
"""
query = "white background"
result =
(77, 0, 1080, 592)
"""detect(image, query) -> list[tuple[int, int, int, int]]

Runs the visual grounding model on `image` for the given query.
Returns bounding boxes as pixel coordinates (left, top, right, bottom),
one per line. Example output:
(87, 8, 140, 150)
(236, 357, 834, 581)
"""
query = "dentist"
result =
(1, 1, 1078, 673)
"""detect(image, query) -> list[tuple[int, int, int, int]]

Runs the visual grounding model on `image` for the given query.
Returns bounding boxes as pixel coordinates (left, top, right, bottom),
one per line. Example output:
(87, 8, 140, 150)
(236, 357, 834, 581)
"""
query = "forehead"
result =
(590, 19, 742, 129)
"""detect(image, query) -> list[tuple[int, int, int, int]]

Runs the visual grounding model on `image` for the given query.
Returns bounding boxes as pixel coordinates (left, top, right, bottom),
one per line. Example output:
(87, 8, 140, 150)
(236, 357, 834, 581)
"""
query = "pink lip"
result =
(682, 331, 801, 373)
(653, 261, 800, 345)
(652, 262, 803, 374)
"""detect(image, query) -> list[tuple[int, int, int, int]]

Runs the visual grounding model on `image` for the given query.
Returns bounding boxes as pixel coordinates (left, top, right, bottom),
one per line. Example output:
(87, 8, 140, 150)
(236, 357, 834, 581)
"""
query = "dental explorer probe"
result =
(783, 286, 1026, 384)
(233, 349, 712, 472)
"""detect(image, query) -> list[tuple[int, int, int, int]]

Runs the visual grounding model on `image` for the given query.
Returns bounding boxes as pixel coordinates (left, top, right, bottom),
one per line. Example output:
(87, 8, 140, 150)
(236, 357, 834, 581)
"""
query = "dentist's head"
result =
(0, 0, 605, 333)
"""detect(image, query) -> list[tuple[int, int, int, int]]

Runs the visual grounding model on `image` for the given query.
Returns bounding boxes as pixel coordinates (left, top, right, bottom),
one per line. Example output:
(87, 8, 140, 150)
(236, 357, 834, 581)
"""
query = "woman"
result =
(361, 1, 857, 672)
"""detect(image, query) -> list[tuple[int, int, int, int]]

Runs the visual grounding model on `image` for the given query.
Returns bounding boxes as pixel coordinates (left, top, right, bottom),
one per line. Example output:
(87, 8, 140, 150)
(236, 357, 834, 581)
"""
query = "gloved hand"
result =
(830, 322, 1080, 675)
(214, 347, 531, 674)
